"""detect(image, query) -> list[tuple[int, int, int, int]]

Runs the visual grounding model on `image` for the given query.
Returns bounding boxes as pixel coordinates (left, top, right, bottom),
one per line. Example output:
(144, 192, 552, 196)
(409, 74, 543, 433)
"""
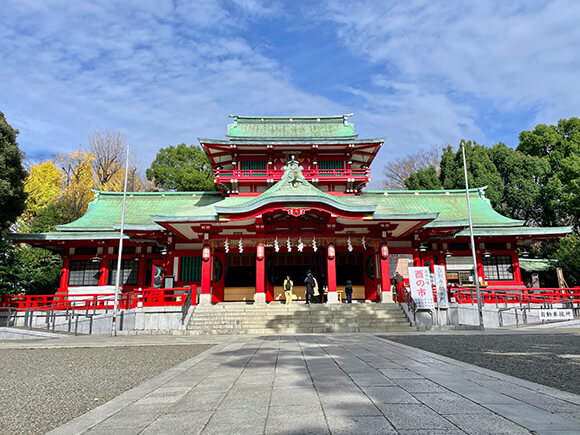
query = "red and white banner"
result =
(434, 265, 449, 309)
(408, 267, 435, 310)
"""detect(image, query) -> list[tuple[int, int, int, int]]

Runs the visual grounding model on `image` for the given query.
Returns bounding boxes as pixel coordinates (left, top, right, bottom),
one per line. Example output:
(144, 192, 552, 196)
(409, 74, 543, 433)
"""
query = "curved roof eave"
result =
(214, 195, 376, 215)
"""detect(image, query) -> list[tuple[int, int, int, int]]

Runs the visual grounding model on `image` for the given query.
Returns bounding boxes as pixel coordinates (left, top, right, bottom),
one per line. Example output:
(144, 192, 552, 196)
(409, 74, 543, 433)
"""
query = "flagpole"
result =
(111, 145, 130, 336)
(462, 141, 484, 330)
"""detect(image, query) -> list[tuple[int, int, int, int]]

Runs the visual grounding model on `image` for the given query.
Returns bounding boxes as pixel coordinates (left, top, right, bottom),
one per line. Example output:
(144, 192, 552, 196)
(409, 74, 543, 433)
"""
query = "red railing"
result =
(396, 284, 580, 308)
(1, 286, 197, 312)
(214, 168, 370, 180)
(450, 286, 580, 306)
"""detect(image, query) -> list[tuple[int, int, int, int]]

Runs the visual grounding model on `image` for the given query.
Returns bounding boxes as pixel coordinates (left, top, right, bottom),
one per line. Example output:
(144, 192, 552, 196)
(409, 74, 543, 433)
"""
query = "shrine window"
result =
(318, 160, 343, 173)
(107, 260, 139, 285)
(75, 247, 97, 256)
(68, 260, 100, 286)
(180, 256, 202, 282)
(241, 161, 266, 175)
(483, 255, 514, 281)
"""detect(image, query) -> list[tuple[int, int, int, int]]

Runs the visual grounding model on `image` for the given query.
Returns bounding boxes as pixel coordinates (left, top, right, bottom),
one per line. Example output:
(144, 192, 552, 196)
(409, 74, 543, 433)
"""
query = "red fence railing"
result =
(214, 168, 370, 180)
(0, 286, 197, 312)
(450, 286, 580, 306)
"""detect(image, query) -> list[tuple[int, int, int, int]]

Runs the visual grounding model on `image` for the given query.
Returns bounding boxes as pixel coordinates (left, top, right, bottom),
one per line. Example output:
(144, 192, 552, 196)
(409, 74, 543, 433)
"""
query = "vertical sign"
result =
(408, 267, 435, 310)
(434, 265, 449, 309)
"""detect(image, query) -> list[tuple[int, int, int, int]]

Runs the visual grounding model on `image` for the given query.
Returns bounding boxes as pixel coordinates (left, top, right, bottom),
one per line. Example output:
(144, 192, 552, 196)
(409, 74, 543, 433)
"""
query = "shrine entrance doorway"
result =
(267, 251, 325, 301)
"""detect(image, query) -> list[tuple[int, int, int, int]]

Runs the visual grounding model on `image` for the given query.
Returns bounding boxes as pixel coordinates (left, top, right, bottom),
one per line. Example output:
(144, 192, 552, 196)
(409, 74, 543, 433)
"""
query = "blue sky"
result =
(1, 0, 580, 187)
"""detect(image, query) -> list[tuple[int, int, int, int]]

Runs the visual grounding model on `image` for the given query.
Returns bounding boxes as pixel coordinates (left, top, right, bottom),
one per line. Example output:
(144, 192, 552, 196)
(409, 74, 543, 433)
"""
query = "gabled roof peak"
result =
(226, 114, 358, 139)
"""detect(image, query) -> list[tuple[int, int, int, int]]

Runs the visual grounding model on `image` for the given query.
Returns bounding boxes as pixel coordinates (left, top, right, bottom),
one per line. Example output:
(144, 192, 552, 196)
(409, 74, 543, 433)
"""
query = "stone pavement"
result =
(49, 334, 580, 434)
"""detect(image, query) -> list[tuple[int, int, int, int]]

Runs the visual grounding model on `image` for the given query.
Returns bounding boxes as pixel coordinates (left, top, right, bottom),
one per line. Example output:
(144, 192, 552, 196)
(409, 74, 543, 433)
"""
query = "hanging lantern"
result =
(328, 244, 335, 259)
(256, 244, 264, 260)
(238, 238, 243, 253)
(202, 246, 211, 261)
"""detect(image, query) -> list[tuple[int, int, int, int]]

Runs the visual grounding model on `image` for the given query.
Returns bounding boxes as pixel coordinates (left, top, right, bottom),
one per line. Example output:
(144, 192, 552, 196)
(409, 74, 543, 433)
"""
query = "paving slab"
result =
(43, 333, 580, 434)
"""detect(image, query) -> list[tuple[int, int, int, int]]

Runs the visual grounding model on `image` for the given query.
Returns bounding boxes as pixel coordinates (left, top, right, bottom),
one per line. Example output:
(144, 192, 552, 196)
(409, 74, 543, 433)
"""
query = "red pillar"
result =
(326, 244, 338, 303)
(200, 245, 212, 304)
(255, 244, 265, 303)
(380, 244, 391, 302)
(60, 257, 70, 291)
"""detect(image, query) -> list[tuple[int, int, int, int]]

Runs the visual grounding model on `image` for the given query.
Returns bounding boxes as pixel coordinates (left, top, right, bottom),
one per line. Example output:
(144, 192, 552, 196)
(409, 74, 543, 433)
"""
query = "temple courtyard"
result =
(1, 330, 579, 434)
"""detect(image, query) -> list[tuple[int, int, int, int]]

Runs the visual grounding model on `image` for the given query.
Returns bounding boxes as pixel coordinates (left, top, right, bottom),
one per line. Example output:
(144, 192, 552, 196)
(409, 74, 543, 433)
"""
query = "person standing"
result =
(392, 271, 404, 302)
(283, 275, 293, 305)
(304, 270, 315, 304)
(345, 280, 353, 304)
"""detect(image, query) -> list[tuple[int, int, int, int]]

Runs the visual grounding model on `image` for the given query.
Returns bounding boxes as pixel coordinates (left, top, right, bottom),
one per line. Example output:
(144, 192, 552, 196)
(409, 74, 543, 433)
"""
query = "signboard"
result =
(408, 267, 435, 310)
(537, 309, 574, 321)
(433, 265, 449, 309)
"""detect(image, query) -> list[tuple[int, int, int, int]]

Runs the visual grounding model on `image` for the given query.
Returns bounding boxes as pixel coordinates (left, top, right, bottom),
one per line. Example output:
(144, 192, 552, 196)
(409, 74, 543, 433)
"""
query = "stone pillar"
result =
(200, 245, 212, 305)
(326, 244, 338, 304)
(380, 244, 393, 303)
(254, 243, 266, 304)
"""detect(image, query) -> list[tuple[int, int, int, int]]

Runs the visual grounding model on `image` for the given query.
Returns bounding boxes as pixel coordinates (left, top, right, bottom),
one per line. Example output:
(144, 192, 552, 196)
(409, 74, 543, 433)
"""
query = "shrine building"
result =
(12, 115, 572, 303)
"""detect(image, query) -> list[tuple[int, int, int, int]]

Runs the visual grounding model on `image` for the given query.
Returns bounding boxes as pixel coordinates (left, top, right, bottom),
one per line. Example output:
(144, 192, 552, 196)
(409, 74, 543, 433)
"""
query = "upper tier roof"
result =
(226, 115, 358, 140)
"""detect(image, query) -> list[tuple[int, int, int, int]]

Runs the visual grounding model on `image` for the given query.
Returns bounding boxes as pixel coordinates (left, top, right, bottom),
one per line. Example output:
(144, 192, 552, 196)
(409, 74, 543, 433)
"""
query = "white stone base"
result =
(254, 292, 266, 304)
(380, 291, 393, 303)
(199, 293, 212, 305)
(326, 292, 339, 304)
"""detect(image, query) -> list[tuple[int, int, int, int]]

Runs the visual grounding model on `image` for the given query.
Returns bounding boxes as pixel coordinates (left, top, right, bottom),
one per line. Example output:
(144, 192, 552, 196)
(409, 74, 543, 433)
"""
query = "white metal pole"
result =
(462, 141, 485, 330)
(111, 145, 130, 336)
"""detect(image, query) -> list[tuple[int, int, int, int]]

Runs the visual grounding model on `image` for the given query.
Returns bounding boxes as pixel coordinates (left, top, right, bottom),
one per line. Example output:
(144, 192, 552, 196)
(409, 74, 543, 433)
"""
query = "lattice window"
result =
(180, 256, 202, 281)
(68, 260, 100, 286)
(483, 255, 514, 280)
(318, 160, 343, 170)
(107, 260, 139, 285)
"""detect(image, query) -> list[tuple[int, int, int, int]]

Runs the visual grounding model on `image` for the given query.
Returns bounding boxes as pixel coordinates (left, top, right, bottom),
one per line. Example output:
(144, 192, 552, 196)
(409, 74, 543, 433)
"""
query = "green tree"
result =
(404, 165, 440, 190)
(554, 235, 580, 287)
(488, 142, 549, 225)
(146, 144, 217, 191)
(518, 118, 580, 227)
(0, 111, 27, 231)
(438, 140, 503, 207)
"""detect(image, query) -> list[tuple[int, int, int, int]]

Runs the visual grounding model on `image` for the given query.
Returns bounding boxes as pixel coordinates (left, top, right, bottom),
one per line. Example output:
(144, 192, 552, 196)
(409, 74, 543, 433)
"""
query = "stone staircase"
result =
(185, 303, 412, 335)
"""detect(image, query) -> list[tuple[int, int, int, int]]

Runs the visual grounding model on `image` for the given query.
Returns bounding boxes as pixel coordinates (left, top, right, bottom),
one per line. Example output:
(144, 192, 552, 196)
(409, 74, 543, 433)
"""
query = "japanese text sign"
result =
(434, 265, 449, 309)
(408, 267, 435, 310)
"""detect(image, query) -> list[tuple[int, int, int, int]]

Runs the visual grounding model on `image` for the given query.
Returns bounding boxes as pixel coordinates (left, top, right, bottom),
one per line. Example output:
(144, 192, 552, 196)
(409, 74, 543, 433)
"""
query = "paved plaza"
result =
(22, 333, 576, 434)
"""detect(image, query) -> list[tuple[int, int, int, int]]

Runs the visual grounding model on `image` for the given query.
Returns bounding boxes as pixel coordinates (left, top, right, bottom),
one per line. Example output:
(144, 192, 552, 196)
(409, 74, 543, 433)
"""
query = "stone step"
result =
(186, 303, 413, 335)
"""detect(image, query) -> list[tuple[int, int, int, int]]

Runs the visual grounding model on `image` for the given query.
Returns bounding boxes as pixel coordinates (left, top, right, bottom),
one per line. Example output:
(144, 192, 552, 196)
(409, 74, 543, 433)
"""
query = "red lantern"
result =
(202, 246, 211, 261)
(328, 244, 335, 259)
(257, 244, 264, 260)
(381, 244, 389, 259)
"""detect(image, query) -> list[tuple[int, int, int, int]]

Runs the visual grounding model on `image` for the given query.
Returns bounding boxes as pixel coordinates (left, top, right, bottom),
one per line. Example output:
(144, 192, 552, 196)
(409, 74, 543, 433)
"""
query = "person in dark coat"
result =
(304, 270, 315, 304)
(345, 280, 353, 304)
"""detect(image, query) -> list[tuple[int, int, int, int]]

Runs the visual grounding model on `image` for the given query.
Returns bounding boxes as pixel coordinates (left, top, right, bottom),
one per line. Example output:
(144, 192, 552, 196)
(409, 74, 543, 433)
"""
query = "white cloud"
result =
(0, 0, 343, 167)
(319, 0, 580, 172)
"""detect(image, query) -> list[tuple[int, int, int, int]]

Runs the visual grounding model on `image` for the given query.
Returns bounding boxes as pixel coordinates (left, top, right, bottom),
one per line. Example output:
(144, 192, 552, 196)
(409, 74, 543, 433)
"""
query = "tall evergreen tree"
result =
(0, 111, 26, 231)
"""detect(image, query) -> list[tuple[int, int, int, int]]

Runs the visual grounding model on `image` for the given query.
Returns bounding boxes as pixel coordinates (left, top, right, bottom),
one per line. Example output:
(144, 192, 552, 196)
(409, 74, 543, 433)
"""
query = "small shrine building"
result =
(12, 115, 572, 303)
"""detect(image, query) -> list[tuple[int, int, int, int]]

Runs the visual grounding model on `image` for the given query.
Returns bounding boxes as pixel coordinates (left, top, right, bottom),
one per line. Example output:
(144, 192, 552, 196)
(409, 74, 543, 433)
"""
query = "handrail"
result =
(2, 287, 196, 311)
(214, 168, 370, 179)
(449, 286, 580, 307)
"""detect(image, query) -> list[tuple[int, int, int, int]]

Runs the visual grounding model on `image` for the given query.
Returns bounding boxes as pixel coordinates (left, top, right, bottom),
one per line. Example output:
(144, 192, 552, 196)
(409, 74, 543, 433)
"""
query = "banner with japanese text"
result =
(408, 267, 435, 310)
(433, 265, 449, 309)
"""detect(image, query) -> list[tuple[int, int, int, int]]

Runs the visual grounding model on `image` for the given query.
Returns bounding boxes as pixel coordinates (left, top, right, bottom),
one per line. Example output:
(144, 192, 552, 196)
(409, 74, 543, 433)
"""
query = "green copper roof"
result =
(360, 188, 524, 228)
(29, 185, 570, 240)
(519, 258, 557, 272)
(226, 115, 358, 139)
(454, 226, 572, 237)
(9, 231, 127, 241)
(57, 191, 225, 231)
